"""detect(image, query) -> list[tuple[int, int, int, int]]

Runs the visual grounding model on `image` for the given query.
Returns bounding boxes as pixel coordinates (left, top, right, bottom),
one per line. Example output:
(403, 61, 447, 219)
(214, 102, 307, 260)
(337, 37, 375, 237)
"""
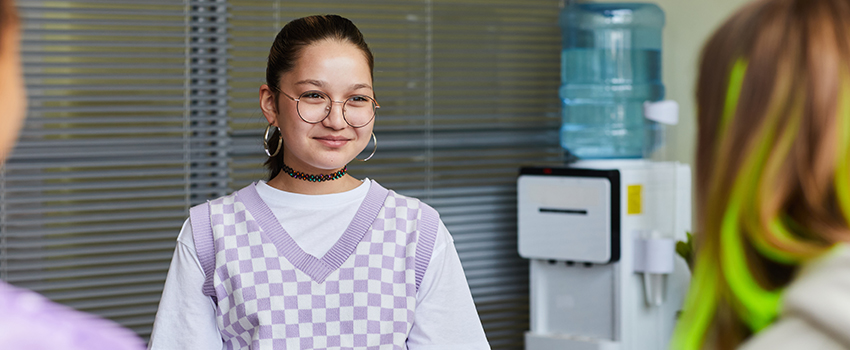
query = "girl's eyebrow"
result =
(294, 79, 325, 88)
(293, 79, 372, 91)
(351, 83, 373, 91)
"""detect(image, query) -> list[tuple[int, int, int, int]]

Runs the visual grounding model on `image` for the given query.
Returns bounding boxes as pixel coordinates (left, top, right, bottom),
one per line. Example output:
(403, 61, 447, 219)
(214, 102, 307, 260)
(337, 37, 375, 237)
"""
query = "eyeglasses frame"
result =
(279, 90, 380, 128)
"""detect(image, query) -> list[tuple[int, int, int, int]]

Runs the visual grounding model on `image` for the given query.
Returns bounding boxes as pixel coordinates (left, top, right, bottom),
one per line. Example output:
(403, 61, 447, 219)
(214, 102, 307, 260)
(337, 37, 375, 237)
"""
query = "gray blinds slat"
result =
(228, 1, 562, 349)
(0, 0, 229, 340)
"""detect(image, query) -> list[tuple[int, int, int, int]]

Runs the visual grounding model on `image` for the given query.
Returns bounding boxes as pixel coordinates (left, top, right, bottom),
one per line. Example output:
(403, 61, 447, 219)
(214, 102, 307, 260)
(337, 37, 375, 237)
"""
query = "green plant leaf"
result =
(676, 231, 695, 271)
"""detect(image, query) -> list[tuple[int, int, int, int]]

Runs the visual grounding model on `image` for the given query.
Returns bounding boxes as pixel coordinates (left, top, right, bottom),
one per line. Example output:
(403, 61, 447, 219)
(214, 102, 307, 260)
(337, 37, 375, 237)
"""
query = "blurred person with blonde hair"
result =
(0, 0, 143, 348)
(672, 0, 850, 349)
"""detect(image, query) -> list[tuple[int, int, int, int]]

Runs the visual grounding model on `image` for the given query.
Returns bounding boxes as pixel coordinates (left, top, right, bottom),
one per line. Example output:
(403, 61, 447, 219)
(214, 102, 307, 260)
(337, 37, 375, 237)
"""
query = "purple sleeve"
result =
(0, 281, 145, 350)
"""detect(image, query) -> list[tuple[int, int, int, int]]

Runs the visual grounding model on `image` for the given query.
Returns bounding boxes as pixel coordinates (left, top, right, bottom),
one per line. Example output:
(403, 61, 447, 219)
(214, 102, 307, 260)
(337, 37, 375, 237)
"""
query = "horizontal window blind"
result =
(429, 2, 562, 348)
(0, 0, 228, 339)
(228, 1, 562, 349)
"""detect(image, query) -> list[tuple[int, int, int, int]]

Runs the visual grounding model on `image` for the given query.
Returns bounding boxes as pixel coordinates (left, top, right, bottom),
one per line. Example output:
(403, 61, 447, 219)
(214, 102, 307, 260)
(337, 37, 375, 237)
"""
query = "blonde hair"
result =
(673, 0, 850, 348)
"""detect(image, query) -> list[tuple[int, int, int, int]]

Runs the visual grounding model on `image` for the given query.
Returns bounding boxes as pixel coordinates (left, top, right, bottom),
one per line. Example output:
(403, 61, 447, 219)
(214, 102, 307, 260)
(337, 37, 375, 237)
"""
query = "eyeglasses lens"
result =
(297, 91, 375, 127)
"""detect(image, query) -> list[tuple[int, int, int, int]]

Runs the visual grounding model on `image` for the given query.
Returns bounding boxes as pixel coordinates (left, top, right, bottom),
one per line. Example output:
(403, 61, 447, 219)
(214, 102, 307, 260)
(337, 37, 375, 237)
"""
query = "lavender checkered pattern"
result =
(198, 182, 437, 350)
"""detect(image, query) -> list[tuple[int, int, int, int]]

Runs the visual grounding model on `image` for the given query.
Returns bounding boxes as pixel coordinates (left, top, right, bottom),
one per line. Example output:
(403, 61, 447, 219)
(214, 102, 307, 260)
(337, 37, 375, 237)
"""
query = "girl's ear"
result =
(259, 84, 278, 126)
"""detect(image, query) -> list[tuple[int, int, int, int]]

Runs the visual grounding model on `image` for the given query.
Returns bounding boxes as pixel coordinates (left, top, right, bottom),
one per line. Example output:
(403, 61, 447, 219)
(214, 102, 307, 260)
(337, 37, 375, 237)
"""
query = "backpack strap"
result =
(414, 203, 440, 292)
(189, 202, 216, 301)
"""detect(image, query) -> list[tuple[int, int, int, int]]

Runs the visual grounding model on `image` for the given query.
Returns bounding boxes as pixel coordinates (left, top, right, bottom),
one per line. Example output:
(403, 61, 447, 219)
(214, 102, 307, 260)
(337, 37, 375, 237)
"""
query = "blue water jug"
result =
(559, 3, 665, 159)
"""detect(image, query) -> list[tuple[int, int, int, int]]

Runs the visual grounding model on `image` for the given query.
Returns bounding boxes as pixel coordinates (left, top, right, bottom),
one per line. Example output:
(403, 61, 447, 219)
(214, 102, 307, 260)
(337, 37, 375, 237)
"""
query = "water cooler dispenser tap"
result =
(644, 100, 679, 126)
(633, 230, 676, 306)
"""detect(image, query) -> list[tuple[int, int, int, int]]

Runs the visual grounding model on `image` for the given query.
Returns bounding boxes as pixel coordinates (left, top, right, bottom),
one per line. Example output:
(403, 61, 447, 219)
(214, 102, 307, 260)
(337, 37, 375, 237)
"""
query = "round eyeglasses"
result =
(280, 90, 379, 128)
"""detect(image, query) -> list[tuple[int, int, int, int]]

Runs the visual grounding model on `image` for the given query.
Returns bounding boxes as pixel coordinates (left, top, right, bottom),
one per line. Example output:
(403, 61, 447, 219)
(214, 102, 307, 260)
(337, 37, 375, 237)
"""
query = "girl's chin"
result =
(299, 158, 354, 172)
(288, 150, 354, 168)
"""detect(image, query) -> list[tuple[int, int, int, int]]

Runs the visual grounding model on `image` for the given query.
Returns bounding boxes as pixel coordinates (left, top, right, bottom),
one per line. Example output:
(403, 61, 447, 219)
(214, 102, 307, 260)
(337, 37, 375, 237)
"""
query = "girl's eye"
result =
(302, 92, 326, 100)
(349, 96, 370, 102)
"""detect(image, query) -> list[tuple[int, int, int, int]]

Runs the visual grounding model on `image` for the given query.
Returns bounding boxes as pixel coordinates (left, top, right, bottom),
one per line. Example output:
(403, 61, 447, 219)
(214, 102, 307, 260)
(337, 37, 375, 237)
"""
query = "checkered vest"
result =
(189, 181, 439, 350)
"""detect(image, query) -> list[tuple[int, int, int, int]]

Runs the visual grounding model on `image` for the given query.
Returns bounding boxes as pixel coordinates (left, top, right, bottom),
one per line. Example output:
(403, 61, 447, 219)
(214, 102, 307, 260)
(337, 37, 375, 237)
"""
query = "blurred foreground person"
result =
(672, 0, 850, 349)
(0, 0, 144, 349)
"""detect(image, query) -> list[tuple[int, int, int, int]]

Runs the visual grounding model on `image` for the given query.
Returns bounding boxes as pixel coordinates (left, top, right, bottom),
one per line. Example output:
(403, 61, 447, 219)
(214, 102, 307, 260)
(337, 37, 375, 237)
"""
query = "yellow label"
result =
(627, 184, 642, 215)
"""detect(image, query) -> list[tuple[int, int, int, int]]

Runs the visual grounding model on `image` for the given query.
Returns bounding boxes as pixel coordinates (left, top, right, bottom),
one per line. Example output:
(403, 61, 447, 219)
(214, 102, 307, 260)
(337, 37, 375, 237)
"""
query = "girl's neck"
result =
(266, 169, 362, 195)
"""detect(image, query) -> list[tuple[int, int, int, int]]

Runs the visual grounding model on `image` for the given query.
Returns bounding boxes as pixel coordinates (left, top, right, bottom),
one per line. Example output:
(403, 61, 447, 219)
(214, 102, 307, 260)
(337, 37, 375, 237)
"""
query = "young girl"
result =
(672, 0, 850, 349)
(149, 15, 490, 350)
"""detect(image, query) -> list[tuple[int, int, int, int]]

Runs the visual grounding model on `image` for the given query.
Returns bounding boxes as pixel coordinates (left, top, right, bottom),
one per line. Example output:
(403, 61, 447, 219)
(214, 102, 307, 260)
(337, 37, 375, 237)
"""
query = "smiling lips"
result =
(314, 135, 350, 147)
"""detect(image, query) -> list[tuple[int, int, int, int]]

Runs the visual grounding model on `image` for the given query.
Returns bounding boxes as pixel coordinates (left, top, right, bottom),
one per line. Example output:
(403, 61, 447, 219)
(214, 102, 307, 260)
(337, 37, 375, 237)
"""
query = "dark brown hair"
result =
(0, 0, 17, 53)
(263, 14, 374, 180)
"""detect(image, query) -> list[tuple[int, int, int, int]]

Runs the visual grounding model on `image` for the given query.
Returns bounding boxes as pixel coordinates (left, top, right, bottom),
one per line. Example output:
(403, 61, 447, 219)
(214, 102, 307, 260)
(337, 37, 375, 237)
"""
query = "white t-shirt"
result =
(148, 180, 490, 350)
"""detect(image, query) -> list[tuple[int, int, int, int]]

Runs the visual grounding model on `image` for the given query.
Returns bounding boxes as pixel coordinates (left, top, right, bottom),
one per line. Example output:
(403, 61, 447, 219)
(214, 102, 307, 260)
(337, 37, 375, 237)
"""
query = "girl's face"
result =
(0, 14, 26, 163)
(260, 39, 374, 174)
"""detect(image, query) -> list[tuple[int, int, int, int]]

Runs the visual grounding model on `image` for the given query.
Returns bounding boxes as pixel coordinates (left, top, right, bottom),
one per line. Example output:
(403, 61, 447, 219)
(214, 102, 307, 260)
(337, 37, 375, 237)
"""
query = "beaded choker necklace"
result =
(281, 163, 347, 182)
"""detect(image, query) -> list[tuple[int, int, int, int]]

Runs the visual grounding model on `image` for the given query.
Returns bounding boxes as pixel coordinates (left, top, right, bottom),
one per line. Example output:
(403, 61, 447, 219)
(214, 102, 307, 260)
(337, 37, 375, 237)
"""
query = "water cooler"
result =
(518, 161, 690, 349)
(518, 3, 691, 349)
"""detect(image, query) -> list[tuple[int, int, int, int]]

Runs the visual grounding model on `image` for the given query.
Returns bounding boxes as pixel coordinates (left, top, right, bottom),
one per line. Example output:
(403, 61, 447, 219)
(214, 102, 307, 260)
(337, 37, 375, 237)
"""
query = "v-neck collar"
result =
(235, 180, 389, 283)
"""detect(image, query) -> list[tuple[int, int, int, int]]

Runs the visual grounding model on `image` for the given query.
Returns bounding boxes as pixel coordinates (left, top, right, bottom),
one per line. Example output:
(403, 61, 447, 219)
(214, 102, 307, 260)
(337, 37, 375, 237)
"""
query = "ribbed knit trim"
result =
(189, 202, 216, 299)
(236, 180, 390, 283)
(414, 203, 439, 292)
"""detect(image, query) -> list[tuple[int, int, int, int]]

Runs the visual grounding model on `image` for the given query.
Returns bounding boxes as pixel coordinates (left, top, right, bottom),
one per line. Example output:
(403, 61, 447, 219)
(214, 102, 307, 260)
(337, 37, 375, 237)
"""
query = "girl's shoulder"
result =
(742, 244, 850, 349)
(191, 186, 243, 211)
(738, 316, 845, 350)
(379, 184, 436, 213)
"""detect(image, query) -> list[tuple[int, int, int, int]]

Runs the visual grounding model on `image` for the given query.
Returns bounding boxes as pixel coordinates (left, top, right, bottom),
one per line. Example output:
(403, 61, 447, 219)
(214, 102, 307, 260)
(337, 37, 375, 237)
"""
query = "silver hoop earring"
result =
(356, 132, 377, 162)
(263, 124, 282, 157)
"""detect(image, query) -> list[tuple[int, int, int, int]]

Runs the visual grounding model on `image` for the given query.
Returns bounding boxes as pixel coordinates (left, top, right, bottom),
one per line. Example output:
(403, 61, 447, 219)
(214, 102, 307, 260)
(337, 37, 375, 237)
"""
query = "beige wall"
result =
(593, 0, 752, 167)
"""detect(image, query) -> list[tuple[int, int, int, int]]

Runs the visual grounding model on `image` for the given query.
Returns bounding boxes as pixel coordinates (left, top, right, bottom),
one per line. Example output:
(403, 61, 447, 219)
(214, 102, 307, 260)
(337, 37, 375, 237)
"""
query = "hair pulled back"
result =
(264, 14, 374, 179)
